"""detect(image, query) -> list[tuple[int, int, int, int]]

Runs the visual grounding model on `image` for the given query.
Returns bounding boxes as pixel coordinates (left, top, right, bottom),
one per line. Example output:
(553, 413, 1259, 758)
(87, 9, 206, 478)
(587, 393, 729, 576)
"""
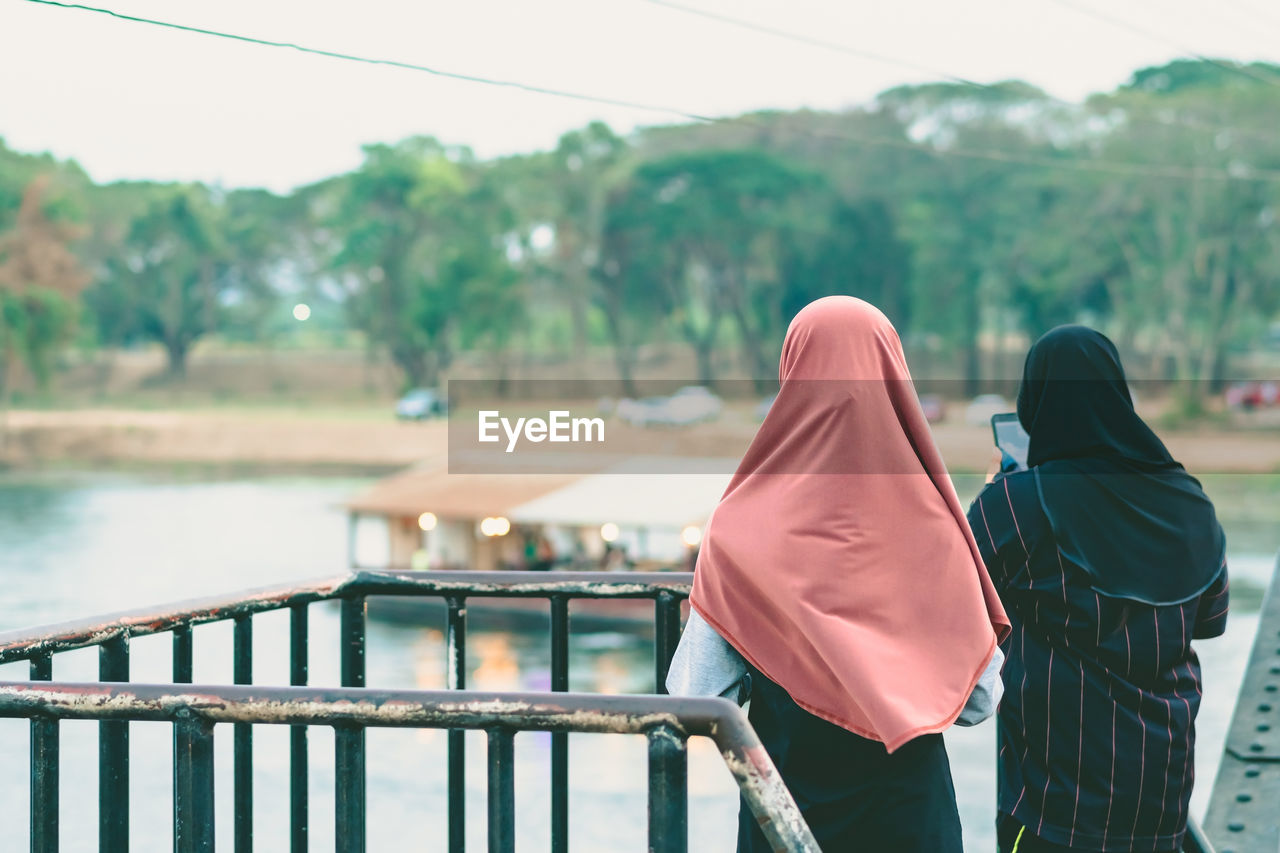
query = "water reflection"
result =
(472, 635, 521, 690)
(412, 629, 447, 690)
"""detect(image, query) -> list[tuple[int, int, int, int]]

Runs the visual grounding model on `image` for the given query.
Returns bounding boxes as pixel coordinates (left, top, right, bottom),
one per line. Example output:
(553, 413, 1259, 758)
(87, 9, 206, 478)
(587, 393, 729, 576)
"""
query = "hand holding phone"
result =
(984, 447, 1003, 484)
(990, 413, 1030, 472)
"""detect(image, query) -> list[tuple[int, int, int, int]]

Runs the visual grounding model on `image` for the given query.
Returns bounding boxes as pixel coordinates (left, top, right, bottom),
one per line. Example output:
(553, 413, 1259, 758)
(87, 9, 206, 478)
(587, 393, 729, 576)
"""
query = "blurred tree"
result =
(216, 188, 291, 343)
(0, 176, 90, 392)
(780, 197, 911, 329)
(317, 138, 466, 387)
(1088, 61, 1280, 398)
(92, 186, 224, 378)
(596, 181, 674, 394)
(549, 122, 628, 367)
(4, 58, 1280, 403)
(878, 81, 1067, 392)
(600, 149, 816, 388)
(443, 161, 526, 392)
(0, 139, 91, 232)
(318, 137, 523, 389)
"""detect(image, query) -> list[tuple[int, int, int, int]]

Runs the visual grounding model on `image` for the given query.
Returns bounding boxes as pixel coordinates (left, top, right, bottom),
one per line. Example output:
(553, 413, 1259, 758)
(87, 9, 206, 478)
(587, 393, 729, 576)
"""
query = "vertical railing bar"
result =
(654, 592, 680, 694)
(486, 728, 515, 853)
(334, 725, 366, 853)
(289, 603, 309, 853)
(173, 626, 194, 683)
(174, 713, 215, 853)
(549, 596, 569, 853)
(172, 627, 193, 853)
(646, 725, 688, 853)
(99, 634, 130, 852)
(337, 597, 366, 853)
(340, 595, 367, 689)
(446, 595, 467, 853)
(30, 652, 58, 853)
(233, 615, 253, 853)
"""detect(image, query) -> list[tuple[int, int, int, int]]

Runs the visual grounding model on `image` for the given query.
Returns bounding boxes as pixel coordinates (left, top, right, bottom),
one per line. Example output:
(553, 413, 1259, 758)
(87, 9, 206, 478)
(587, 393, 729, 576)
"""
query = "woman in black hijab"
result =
(967, 326, 1228, 853)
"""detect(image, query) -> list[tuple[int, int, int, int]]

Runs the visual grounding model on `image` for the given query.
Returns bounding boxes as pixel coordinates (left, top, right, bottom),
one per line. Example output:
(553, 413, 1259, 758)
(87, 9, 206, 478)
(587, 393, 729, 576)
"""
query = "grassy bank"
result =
(3, 401, 1277, 476)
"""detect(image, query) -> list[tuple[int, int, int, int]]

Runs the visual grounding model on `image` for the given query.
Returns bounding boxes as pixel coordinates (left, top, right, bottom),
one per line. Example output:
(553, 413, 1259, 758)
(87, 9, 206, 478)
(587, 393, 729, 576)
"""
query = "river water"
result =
(0, 471, 1274, 851)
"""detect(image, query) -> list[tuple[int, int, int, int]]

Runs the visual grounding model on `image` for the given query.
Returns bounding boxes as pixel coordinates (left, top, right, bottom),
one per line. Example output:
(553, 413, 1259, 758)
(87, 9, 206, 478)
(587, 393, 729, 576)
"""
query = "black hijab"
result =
(1017, 326, 1225, 605)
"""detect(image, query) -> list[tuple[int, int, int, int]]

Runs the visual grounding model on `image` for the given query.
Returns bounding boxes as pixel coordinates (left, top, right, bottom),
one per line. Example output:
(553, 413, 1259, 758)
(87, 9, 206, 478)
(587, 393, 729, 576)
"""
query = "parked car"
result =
(918, 394, 946, 424)
(395, 388, 447, 420)
(615, 396, 665, 426)
(964, 394, 1012, 426)
(617, 386, 723, 427)
(1226, 380, 1280, 411)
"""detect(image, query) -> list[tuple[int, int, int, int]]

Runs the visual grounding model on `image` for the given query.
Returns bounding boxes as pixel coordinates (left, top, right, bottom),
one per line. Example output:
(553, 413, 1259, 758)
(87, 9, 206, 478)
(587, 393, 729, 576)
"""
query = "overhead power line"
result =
(1220, 0, 1280, 32)
(638, 0, 1280, 142)
(22, 0, 721, 122)
(1039, 0, 1280, 90)
(23, 0, 1280, 184)
(638, 0, 988, 90)
(781, 121, 1280, 182)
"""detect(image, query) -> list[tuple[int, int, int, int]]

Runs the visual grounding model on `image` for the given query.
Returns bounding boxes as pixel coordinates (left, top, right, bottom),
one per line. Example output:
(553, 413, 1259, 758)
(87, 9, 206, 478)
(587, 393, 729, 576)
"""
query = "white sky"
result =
(1, 0, 1277, 192)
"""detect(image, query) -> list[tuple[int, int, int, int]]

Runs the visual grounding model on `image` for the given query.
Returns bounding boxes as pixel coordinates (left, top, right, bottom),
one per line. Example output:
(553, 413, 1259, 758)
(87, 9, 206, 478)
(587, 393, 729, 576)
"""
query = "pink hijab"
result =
(690, 296, 1010, 753)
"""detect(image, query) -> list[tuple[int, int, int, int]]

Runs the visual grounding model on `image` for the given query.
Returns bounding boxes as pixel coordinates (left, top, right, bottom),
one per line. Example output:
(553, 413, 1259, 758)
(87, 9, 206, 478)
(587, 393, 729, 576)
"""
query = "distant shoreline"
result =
(0, 407, 441, 475)
(2, 406, 1277, 476)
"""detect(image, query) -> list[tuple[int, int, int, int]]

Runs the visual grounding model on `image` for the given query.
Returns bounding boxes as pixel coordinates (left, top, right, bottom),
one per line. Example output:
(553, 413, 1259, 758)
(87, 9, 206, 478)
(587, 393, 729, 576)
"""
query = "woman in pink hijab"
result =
(690, 296, 1010, 851)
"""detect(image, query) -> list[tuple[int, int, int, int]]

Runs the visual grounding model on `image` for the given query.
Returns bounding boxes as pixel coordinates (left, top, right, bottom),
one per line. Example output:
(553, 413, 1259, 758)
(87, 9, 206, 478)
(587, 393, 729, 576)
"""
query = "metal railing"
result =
(0, 570, 801, 852)
(0, 562, 1262, 852)
(0, 681, 816, 853)
(1199, 552, 1280, 853)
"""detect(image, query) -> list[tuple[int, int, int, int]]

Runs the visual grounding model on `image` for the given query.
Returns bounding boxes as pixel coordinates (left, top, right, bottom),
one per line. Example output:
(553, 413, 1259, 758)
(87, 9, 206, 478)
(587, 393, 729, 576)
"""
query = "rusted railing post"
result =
(446, 594, 467, 852)
(654, 592, 680, 694)
(549, 594, 569, 853)
(487, 727, 516, 853)
(173, 626, 194, 853)
(30, 652, 57, 853)
(337, 596, 367, 853)
(233, 615, 254, 852)
(174, 712, 215, 853)
(173, 626, 194, 683)
(335, 725, 365, 853)
(647, 724, 688, 853)
(289, 602, 309, 853)
(99, 634, 130, 852)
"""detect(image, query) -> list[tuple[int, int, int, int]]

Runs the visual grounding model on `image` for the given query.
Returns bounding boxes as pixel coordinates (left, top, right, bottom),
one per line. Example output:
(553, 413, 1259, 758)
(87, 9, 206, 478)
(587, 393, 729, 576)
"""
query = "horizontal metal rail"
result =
(0, 570, 693, 663)
(0, 682, 818, 853)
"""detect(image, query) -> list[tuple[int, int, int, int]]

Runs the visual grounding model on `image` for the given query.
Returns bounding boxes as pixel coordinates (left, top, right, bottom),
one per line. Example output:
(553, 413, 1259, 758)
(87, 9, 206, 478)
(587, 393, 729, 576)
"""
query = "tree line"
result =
(1, 59, 1278, 402)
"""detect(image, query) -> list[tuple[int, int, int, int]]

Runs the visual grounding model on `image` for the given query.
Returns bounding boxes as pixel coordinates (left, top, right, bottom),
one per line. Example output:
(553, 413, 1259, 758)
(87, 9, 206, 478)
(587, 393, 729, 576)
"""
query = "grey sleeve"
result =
(954, 645, 1005, 727)
(665, 608, 748, 701)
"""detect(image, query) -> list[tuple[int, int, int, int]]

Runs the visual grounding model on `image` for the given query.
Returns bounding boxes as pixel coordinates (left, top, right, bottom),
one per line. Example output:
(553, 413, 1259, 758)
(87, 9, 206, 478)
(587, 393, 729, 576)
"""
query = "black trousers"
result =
(737, 664, 964, 853)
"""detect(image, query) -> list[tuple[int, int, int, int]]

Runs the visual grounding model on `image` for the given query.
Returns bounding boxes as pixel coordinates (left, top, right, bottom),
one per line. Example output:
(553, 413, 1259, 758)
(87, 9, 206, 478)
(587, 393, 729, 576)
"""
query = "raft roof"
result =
(345, 465, 579, 521)
(346, 457, 736, 528)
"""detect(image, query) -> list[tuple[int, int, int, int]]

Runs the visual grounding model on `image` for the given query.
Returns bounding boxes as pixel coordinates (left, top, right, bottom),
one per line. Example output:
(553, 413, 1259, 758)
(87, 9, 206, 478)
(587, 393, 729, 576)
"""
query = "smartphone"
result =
(991, 413, 1030, 472)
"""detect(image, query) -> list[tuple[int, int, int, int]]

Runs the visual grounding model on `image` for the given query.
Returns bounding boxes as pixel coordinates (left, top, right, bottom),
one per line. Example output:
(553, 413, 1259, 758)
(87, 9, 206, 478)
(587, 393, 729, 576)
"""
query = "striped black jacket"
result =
(968, 469, 1228, 852)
